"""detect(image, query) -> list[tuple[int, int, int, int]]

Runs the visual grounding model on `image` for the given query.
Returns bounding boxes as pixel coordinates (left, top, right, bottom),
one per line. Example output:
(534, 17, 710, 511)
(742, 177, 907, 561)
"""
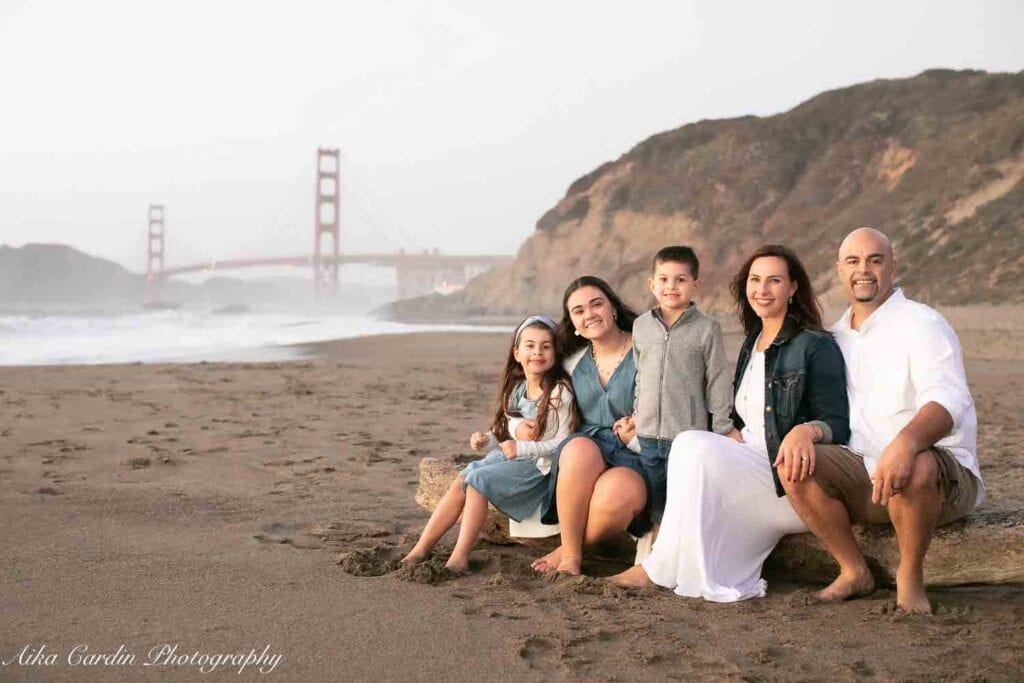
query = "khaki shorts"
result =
(812, 444, 979, 526)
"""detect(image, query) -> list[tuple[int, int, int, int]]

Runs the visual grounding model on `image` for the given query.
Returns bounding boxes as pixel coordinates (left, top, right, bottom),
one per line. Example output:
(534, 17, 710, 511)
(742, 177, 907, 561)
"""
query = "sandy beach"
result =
(2, 324, 1023, 681)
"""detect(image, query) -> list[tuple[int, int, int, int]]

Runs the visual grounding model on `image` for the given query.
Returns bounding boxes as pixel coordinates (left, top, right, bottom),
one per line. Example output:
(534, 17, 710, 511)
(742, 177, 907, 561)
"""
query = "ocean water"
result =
(0, 310, 508, 366)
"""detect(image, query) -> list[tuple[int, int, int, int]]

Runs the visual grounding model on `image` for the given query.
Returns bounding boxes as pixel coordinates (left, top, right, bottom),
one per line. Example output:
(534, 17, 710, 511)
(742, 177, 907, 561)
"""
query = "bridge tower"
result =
(146, 204, 165, 281)
(313, 148, 340, 294)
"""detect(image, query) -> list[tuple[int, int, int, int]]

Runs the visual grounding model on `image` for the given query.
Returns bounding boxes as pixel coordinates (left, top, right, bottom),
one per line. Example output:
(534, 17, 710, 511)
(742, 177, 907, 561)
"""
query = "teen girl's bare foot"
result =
(811, 568, 875, 603)
(608, 564, 656, 588)
(531, 545, 562, 574)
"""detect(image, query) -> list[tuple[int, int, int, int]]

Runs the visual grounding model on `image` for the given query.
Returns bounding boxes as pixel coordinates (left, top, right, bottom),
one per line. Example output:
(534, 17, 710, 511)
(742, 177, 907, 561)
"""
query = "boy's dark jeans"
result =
(637, 436, 673, 526)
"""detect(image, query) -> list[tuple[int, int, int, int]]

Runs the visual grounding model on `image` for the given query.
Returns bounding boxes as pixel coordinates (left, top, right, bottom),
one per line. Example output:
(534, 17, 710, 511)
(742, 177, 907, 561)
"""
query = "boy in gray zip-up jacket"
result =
(617, 246, 734, 526)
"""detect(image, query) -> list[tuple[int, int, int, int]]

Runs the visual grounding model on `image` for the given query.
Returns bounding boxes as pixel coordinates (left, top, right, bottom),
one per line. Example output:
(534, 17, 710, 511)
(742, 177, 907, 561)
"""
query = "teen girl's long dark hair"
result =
(489, 320, 579, 442)
(728, 244, 824, 337)
(557, 275, 638, 356)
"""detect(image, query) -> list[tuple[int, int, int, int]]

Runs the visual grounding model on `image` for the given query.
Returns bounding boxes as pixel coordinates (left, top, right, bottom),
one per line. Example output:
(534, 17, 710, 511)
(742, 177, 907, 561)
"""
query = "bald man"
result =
(782, 228, 983, 614)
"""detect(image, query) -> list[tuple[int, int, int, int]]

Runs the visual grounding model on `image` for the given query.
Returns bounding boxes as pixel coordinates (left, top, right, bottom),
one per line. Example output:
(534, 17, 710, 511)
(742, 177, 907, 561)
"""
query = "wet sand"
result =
(1, 324, 1023, 680)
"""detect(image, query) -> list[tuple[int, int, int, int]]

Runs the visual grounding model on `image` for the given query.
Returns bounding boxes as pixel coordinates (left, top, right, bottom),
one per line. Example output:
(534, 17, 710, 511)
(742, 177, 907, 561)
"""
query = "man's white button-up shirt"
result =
(831, 288, 984, 507)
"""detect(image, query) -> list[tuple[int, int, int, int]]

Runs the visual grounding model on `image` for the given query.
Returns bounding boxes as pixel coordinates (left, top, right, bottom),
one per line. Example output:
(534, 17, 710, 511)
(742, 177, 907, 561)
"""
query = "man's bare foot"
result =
(554, 555, 582, 576)
(531, 546, 562, 574)
(812, 569, 875, 603)
(400, 551, 427, 566)
(895, 595, 933, 615)
(608, 564, 656, 588)
(895, 575, 933, 614)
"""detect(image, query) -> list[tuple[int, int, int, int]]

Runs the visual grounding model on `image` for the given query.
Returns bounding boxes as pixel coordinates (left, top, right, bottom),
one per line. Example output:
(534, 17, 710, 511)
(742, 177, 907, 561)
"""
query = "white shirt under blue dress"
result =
(459, 380, 575, 523)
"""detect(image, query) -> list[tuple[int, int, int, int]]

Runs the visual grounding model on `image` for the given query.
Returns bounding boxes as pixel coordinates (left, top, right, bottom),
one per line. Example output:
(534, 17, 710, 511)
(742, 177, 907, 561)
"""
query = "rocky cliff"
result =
(396, 69, 1024, 319)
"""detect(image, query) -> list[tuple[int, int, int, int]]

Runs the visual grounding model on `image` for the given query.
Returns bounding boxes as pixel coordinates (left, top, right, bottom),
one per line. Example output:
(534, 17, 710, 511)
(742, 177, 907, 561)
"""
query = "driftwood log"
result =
(417, 457, 1024, 587)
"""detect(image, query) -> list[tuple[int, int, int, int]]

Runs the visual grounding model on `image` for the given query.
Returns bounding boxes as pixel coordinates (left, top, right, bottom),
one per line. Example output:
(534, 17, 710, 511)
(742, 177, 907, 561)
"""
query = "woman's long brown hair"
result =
(489, 321, 579, 442)
(728, 243, 824, 337)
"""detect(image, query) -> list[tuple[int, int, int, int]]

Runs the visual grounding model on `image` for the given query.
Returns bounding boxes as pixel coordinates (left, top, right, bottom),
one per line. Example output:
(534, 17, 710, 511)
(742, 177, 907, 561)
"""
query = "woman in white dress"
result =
(611, 244, 850, 601)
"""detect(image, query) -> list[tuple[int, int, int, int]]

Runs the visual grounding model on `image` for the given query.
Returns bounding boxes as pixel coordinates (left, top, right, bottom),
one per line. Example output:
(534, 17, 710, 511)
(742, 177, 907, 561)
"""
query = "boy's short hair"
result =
(653, 246, 700, 279)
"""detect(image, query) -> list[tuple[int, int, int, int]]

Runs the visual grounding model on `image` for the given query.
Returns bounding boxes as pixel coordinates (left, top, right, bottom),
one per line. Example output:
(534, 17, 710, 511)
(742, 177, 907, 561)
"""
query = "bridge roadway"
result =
(151, 253, 513, 280)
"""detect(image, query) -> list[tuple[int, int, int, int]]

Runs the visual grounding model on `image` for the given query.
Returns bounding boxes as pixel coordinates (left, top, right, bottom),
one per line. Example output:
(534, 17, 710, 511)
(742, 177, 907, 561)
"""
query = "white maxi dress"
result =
(640, 344, 808, 601)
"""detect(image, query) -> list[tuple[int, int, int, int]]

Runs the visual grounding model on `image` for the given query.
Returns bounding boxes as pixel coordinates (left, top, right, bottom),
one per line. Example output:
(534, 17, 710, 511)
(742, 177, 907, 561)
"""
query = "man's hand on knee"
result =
(871, 435, 917, 506)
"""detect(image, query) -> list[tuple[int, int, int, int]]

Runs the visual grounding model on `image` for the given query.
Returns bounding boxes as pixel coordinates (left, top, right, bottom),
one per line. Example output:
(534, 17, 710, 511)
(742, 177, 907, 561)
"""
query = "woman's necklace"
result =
(591, 330, 629, 383)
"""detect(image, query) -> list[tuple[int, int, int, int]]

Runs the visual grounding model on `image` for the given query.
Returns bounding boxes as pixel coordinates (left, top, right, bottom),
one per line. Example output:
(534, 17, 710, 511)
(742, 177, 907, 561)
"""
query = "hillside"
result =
(392, 69, 1024, 319)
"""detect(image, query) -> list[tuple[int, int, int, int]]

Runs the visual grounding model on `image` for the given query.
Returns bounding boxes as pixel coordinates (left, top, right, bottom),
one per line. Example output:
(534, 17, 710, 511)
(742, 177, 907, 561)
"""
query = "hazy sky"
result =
(1, 1, 1021, 274)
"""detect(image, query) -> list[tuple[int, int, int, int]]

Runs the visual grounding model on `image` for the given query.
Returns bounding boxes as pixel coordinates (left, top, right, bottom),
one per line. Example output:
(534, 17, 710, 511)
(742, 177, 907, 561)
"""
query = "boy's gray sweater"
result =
(632, 304, 734, 440)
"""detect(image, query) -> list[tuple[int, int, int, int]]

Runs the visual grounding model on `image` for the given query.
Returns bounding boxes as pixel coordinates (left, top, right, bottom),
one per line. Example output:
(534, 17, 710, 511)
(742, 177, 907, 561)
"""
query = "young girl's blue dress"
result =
(539, 348, 652, 536)
(458, 382, 553, 523)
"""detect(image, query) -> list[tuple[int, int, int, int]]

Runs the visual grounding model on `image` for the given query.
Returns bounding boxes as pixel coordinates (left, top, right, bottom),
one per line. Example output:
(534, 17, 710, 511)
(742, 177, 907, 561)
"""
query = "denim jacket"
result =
(732, 315, 851, 497)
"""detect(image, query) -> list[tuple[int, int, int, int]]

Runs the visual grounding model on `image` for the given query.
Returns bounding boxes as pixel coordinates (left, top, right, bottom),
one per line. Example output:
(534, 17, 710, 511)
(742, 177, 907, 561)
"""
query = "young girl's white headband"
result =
(514, 315, 557, 344)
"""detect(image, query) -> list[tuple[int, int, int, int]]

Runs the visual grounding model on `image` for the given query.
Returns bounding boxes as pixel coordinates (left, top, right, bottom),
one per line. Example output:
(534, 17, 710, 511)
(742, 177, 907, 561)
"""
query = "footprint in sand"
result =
(121, 457, 152, 470)
(846, 659, 875, 677)
(307, 521, 399, 548)
(253, 522, 324, 550)
(516, 635, 566, 671)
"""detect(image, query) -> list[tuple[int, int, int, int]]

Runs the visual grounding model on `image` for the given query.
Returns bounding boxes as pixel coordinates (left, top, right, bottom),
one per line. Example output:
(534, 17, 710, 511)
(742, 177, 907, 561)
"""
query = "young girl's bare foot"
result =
(608, 564, 656, 588)
(400, 551, 427, 566)
(531, 545, 562, 574)
(811, 569, 875, 603)
(444, 557, 470, 573)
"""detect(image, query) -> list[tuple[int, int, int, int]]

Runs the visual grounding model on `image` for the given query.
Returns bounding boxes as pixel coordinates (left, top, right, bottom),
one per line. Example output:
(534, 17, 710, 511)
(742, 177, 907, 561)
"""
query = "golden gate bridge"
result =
(144, 148, 512, 300)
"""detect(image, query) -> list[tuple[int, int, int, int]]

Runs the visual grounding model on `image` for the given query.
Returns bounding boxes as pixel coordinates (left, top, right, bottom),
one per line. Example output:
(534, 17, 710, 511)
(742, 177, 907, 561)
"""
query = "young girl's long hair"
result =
(489, 320, 579, 441)
(728, 243, 824, 337)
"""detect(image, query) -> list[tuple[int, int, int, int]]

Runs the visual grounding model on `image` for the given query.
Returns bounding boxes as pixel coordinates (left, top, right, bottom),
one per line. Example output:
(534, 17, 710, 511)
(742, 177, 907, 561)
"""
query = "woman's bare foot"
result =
(608, 564, 656, 588)
(554, 554, 582, 576)
(531, 546, 562, 574)
(400, 551, 427, 566)
(812, 569, 875, 603)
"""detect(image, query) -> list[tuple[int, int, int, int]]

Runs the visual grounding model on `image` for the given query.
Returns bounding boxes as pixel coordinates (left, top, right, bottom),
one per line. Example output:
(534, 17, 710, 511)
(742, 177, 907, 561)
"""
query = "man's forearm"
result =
(894, 401, 954, 453)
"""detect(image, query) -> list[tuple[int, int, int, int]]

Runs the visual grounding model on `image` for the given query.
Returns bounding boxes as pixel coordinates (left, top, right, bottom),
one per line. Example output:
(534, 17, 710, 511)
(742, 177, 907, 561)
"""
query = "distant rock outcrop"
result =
(390, 69, 1024, 318)
(0, 243, 144, 307)
(0, 243, 396, 313)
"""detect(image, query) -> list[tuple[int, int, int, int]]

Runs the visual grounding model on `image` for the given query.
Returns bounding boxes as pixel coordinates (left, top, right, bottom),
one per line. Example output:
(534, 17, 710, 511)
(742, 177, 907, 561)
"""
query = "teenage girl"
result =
(401, 315, 578, 571)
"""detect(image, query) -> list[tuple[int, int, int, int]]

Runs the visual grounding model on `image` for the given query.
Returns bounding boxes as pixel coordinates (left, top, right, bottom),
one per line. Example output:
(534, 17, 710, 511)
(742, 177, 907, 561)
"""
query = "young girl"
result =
(401, 315, 578, 572)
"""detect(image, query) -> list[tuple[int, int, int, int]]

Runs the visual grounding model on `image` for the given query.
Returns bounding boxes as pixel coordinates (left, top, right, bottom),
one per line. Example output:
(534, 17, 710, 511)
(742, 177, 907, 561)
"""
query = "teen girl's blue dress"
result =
(539, 348, 652, 536)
